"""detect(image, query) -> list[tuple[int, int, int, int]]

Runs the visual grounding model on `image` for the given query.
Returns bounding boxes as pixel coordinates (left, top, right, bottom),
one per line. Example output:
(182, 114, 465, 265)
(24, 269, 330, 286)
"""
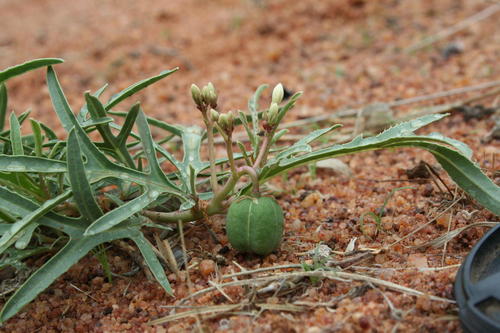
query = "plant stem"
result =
(205, 119, 219, 194)
(224, 135, 237, 176)
(143, 208, 202, 223)
(144, 166, 257, 223)
(253, 133, 272, 168)
(238, 166, 260, 196)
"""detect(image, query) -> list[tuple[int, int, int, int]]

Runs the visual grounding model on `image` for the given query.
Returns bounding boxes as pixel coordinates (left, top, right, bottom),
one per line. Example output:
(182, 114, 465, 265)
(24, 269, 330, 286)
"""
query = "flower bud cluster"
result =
(191, 82, 218, 112)
(217, 111, 234, 134)
(263, 83, 284, 128)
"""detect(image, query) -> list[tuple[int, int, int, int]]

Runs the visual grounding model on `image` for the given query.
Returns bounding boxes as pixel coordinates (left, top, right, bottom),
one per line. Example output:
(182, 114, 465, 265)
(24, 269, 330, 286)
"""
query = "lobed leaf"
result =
(260, 114, 500, 215)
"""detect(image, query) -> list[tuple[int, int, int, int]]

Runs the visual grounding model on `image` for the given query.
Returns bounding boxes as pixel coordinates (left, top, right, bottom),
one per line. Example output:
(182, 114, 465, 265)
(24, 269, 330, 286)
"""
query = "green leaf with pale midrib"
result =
(0, 84, 7, 132)
(0, 58, 63, 83)
(46, 66, 79, 132)
(105, 68, 178, 111)
(67, 130, 104, 223)
(0, 155, 66, 173)
(0, 187, 83, 236)
(0, 189, 73, 255)
(84, 189, 159, 235)
(260, 114, 500, 215)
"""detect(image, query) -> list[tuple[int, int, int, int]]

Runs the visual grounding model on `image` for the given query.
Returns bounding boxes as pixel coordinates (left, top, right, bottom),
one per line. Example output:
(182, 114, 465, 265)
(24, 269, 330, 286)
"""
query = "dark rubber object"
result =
(454, 224, 500, 333)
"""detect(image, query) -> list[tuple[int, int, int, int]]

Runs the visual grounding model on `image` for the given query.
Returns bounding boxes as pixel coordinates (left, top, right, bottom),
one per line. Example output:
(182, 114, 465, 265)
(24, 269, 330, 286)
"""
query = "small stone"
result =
(301, 192, 322, 208)
(199, 259, 216, 277)
(91, 276, 104, 288)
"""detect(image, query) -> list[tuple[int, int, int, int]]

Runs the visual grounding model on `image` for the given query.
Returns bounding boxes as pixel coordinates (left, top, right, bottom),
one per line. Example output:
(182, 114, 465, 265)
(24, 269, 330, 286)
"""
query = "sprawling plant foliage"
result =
(0, 59, 498, 323)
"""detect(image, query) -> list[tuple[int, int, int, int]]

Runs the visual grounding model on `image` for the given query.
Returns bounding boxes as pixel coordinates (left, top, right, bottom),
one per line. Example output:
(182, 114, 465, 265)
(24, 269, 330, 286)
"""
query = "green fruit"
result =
(226, 196, 284, 256)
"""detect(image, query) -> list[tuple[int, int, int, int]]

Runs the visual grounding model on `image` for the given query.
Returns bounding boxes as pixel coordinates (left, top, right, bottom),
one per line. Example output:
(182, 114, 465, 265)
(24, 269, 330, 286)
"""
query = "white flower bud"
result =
(272, 83, 284, 104)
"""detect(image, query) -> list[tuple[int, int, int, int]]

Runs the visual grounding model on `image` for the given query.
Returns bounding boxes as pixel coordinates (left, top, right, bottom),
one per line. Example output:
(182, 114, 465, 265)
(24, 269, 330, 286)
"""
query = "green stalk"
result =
(253, 132, 272, 168)
(205, 118, 219, 193)
(143, 166, 257, 223)
(238, 166, 260, 196)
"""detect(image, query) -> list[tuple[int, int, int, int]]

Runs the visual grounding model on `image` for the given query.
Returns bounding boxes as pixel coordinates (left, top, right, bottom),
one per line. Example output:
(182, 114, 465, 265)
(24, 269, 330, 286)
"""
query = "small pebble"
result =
(199, 259, 216, 277)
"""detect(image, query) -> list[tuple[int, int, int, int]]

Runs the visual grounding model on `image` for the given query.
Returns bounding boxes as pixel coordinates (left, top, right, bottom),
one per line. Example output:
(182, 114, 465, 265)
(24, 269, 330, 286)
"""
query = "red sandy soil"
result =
(0, 0, 499, 332)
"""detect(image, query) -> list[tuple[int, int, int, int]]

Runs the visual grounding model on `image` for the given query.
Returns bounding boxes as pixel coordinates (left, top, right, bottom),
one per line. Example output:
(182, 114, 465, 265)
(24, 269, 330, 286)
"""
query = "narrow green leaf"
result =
(275, 91, 302, 125)
(0, 83, 7, 132)
(0, 190, 73, 254)
(85, 93, 135, 169)
(80, 116, 114, 129)
(248, 84, 268, 136)
(136, 108, 180, 190)
(67, 130, 104, 223)
(105, 68, 178, 111)
(9, 113, 23, 155)
(238, 111, 257, 151)
(0, 247, 50, 270)
(84, 93, 138, 168)
(0, 227, 134, 323)
(117, 103, 140, 146)
(0, 171, 45, 200)
(109, 111, 183, 137)
(70, 124, 186, 198)
(0, 58, 63, 83)
(17, 110, 31, 126)
(180, 126, 208, 183)
(0, 187, 82, 237)
(39, 122, 57, 141)
(273, 125, 341, 161)
(141, 116, 184, 137)
(0, 155, 66, 173)
(30, 119, 44, 157)
(15, 223, 38, 249)
(270, 129, 288, 146)
(78, 84, 108, 123)
(260, 114, 500, 215)
(0, 208, 16, 223)
(131, 233, 172, 295)
(46, 66, 79, 132)
(386, 140, 500, 215)
(84, 189, 159, 236)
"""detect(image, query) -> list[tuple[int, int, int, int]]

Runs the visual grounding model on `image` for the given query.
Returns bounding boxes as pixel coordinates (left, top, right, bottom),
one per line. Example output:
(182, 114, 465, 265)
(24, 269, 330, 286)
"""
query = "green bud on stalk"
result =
(202, 82, 218, 108)
(272, 83, 284, 104)
(267, 102, 280, 126)
(190, 84, 203, 108)
(218, 111, 234, 134)
(209, 108, 220, 122)
(201, 85, 211, 103)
